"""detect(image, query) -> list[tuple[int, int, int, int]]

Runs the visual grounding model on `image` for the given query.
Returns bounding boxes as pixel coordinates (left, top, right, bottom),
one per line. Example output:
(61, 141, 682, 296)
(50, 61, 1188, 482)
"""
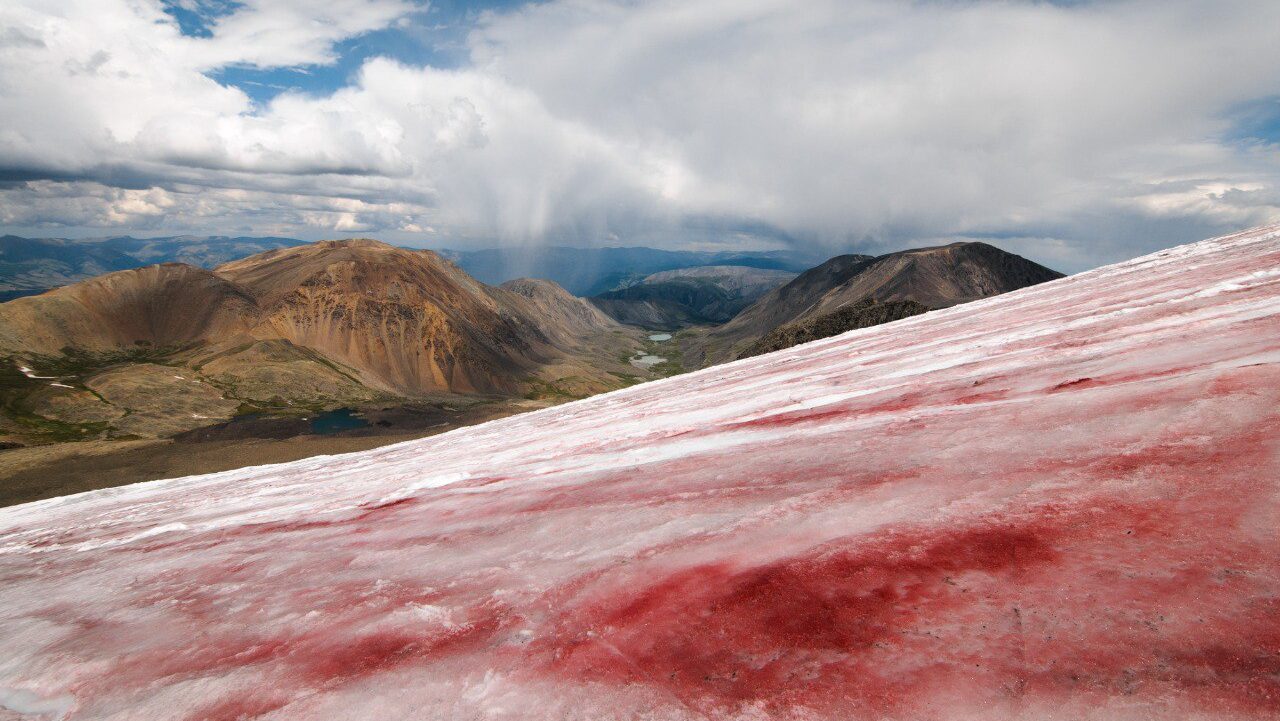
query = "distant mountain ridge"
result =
(96, 235, 304, 268)
(0, 235, 817, 299)
(0, 235, 141, 297)
(442, 246, 817, 296)
(0, 235, 303, 295)
(500, 278, 618, 343)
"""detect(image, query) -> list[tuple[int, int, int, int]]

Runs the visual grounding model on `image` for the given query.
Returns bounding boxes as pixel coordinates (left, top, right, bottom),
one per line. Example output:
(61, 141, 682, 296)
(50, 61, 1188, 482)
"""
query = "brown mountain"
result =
(216, 239, 598, 395)
(0, 240, 634, 445)
(499, 278, 618, 343)
(690, 242, 1062, 364)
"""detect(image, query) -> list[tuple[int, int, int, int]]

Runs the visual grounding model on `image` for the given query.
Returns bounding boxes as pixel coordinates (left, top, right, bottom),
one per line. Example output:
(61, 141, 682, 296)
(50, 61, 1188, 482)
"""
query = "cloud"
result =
(1, 0, 1279, 270)
(186, 0, 416, 69)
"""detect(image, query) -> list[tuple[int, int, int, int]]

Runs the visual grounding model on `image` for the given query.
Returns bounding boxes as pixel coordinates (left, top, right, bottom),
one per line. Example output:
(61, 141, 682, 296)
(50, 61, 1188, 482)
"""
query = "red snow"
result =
(2, 226, 1280, 720)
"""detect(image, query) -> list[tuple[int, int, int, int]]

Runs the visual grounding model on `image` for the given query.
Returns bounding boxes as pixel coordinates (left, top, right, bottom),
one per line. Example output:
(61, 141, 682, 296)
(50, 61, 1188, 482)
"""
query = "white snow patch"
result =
(0, 687, 75, 719)
(374, 472, 472, 505)
(1189, 268, 1280, 299)
(17, 365, 54, 379)
(71, 522, 189, 552)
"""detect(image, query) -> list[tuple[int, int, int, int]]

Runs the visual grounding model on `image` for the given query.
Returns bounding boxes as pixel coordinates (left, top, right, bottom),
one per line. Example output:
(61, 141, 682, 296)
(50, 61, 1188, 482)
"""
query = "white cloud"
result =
(1, 0, 1280, 270)
(187, 0, 415, 69)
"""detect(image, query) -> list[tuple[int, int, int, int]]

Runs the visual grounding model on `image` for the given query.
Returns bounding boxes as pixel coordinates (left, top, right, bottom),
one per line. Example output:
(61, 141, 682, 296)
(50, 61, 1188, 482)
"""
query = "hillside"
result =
(0, 240, 641, 446)
(589, 265, 796, 328)
(693, 242, 1061, 364)
(1, 225, 1277, 720)
(0, 263, 257, 354)
(499, 278, 618, 342)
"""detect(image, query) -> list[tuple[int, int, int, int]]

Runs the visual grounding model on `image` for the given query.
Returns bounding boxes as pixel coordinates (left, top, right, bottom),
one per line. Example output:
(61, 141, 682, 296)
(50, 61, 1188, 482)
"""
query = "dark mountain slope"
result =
(693, 242, 1062, 364)
(737, 298, 931, 359)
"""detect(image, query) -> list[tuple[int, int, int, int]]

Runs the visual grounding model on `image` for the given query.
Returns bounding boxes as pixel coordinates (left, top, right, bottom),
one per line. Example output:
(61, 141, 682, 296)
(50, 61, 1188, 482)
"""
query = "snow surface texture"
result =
(2, 227, 1280, 720)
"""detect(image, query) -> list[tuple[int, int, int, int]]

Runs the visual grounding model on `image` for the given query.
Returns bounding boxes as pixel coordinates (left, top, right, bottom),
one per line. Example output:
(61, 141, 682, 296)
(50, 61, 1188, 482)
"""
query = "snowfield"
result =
(2, 226, 1280, 720)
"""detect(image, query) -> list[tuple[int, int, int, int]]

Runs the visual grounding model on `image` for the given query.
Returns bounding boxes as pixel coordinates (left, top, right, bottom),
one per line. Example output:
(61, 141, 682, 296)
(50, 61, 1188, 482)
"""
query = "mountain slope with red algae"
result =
(1, 226, 1279, 720)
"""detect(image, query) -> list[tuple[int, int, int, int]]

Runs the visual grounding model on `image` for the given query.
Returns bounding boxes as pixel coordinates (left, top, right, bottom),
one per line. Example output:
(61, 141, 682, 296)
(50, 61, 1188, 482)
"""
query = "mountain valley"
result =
(0, 237, 1060, 504)
(588, 265, 797, 328)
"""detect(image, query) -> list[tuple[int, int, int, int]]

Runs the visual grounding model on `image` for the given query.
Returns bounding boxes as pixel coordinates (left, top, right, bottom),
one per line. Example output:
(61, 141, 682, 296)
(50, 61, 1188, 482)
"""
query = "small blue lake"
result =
(309, 408, 370, 435)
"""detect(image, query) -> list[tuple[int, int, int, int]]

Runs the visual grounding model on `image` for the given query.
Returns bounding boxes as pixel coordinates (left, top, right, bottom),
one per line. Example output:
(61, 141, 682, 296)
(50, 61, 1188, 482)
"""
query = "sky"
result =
(0, 0, 1278, 271)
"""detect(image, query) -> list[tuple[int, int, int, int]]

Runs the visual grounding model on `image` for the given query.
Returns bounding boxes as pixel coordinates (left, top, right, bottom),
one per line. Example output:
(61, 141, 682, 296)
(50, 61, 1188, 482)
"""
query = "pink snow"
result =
(2, 226, 1280, 720)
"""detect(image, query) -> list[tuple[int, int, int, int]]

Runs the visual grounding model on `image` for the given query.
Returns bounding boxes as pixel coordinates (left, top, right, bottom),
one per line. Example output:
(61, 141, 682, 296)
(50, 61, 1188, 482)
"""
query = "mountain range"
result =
(0, 239, 636, 445)
(440, 246, 816, 296)
(0, 235, 817, 301)
(0, 235, 302, 298)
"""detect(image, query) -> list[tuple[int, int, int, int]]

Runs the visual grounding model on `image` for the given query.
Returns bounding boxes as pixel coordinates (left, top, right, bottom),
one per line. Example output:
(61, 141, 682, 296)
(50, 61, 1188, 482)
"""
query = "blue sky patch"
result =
(210, 25, 446, 104)
(1225, 96, 1280, 145)
(160, 0, 243, 39)
(182, 0, 529, 104)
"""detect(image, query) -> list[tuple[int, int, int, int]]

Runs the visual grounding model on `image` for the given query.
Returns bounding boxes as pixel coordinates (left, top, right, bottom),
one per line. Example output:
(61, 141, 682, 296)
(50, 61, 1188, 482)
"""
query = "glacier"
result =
(1, 226, 1279, 720)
